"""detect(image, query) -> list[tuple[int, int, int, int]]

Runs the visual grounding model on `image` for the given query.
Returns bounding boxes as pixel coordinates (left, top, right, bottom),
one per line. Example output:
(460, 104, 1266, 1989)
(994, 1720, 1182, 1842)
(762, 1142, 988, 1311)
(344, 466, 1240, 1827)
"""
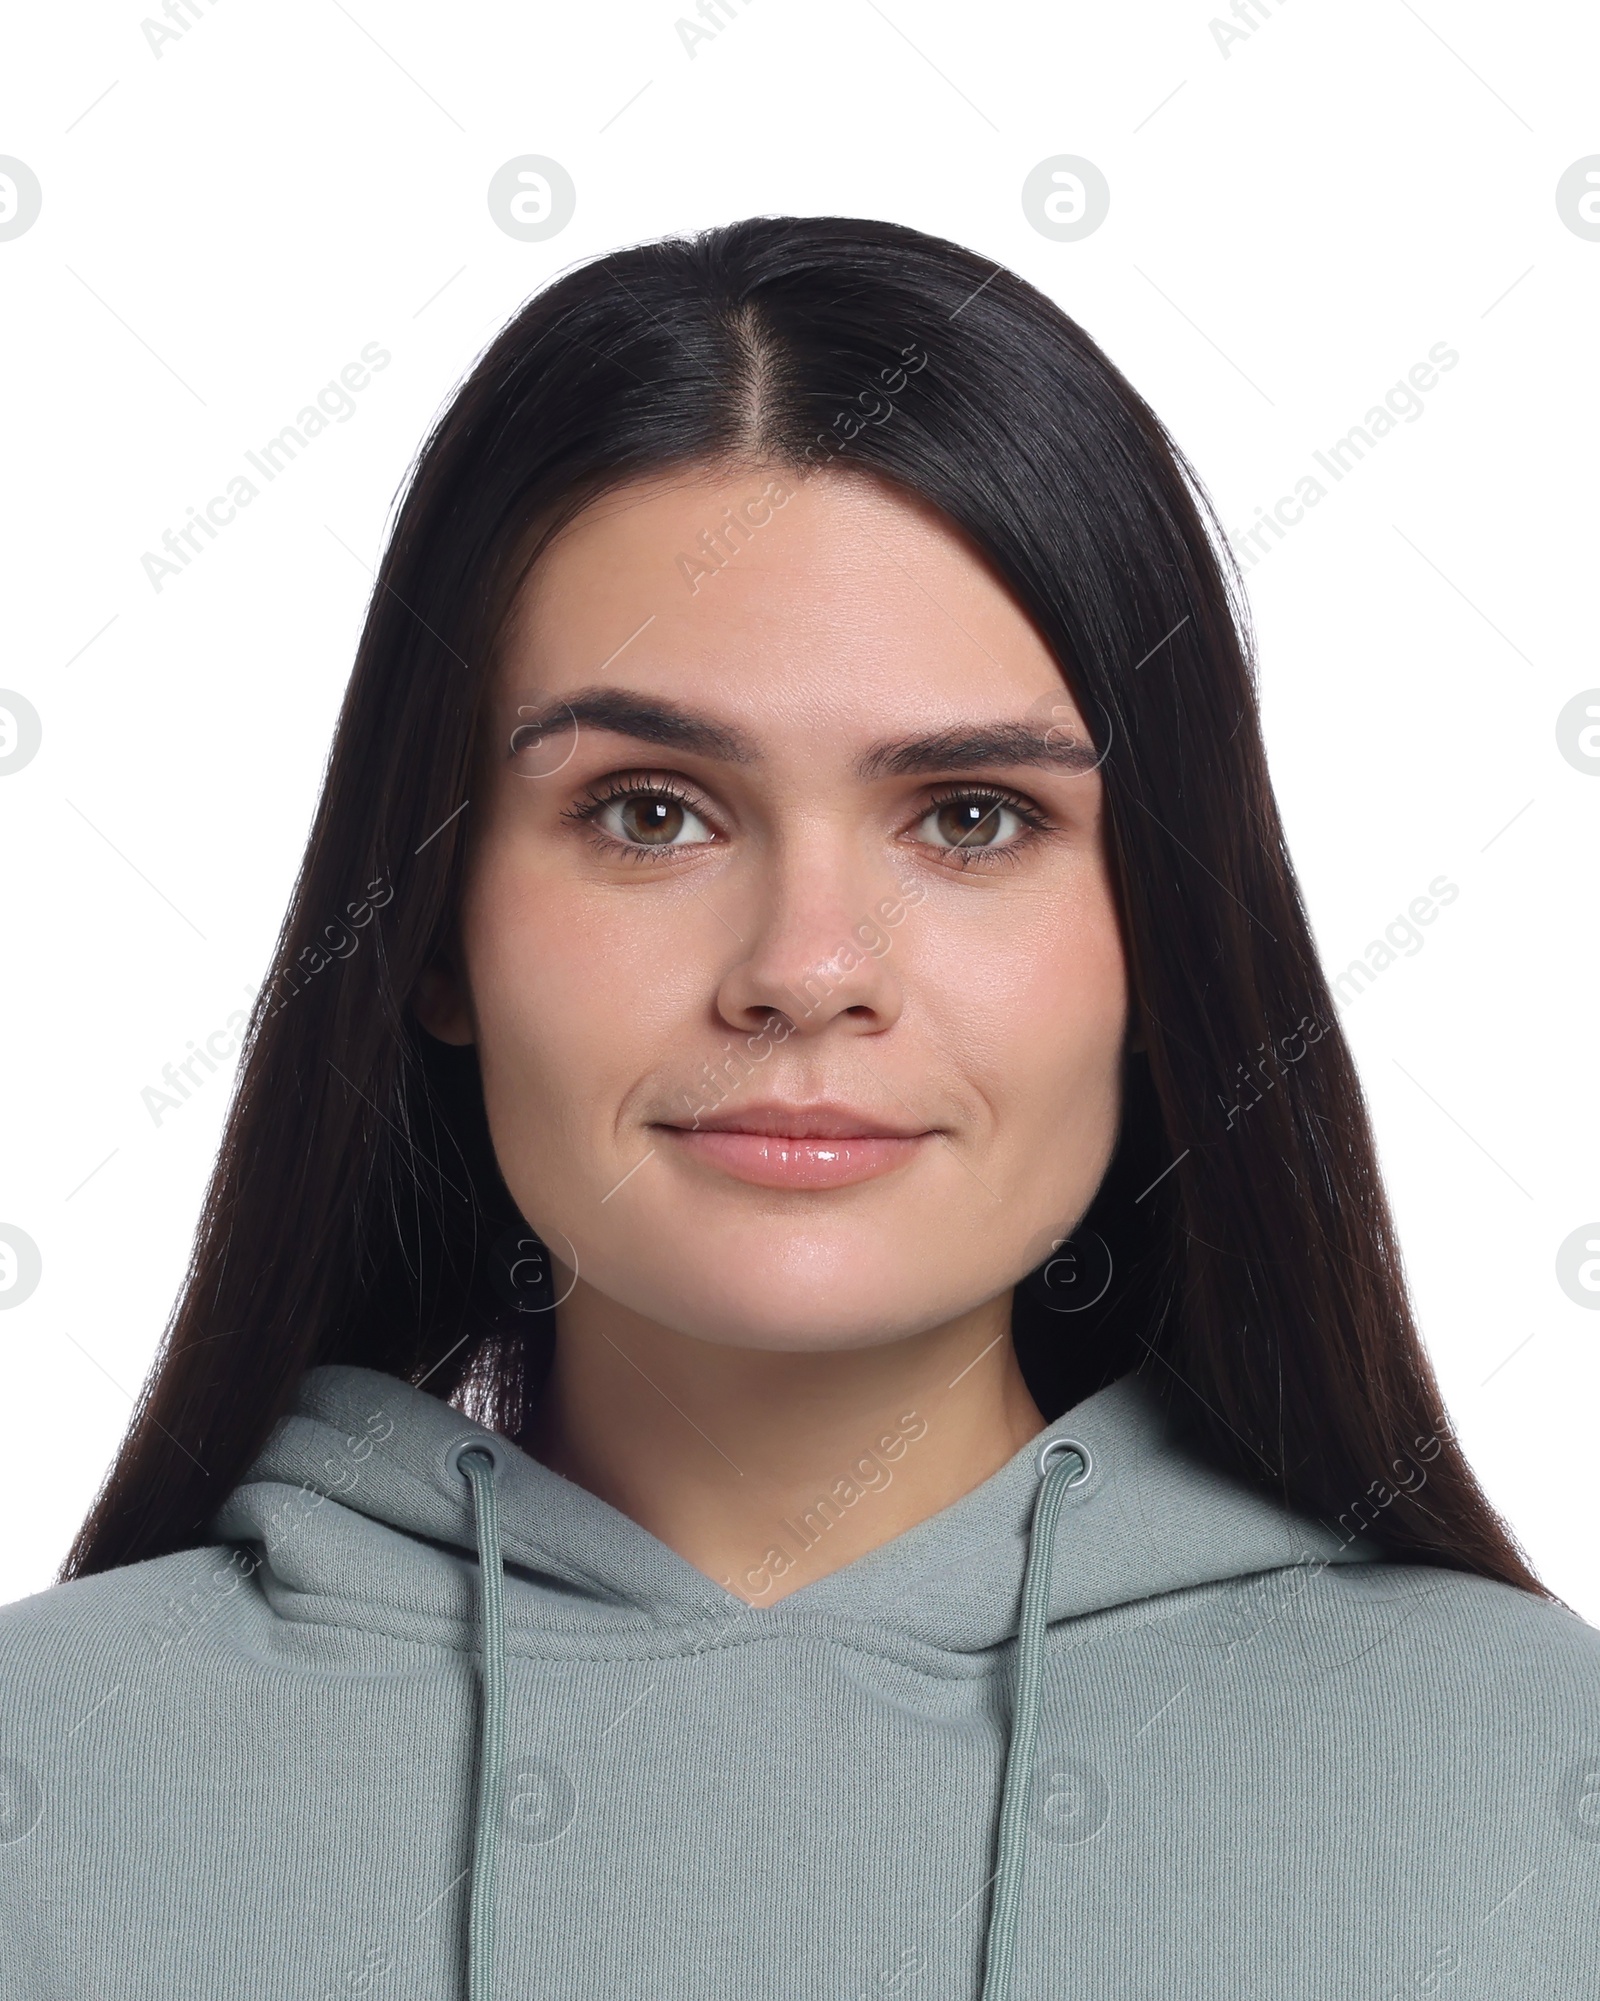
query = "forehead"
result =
(496, 467, 1082, 737)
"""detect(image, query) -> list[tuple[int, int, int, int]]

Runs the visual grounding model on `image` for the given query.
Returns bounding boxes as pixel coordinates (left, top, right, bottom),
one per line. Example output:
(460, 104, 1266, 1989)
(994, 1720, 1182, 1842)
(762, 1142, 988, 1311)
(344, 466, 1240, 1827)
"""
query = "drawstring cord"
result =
(451, 1430, 1086, 2001)
(979, 1436, 1090, 2001)
(456, 1446, 507, 2001)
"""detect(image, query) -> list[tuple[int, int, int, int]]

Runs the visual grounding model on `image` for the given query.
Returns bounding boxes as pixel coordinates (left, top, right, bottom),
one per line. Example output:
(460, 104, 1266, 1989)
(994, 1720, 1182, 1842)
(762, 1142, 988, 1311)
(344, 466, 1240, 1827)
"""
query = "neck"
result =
(521, 1281, 1047, 1607)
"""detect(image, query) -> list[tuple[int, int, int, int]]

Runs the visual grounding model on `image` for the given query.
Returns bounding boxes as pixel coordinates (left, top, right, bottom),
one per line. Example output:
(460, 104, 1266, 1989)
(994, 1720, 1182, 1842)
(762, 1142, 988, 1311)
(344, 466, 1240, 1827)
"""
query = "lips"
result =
(683, 1103, 927, 1140)
(655, 1101, 935, 1190)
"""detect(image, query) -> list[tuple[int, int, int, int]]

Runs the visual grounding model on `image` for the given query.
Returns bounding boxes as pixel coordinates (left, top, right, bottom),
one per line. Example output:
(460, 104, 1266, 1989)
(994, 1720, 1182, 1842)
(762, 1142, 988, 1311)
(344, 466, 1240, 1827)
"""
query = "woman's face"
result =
(419, 466, 1133, 1353)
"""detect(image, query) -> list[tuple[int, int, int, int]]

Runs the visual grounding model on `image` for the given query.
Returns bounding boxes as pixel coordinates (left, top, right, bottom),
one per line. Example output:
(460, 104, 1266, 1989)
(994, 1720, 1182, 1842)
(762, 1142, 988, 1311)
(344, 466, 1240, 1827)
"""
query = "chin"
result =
(573, 1220, 1013, 1352)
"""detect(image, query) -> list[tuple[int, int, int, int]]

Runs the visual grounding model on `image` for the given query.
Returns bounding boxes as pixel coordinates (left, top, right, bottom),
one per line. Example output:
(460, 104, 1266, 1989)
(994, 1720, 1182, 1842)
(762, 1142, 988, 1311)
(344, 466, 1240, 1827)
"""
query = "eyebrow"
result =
(510, 686, 1100, 776)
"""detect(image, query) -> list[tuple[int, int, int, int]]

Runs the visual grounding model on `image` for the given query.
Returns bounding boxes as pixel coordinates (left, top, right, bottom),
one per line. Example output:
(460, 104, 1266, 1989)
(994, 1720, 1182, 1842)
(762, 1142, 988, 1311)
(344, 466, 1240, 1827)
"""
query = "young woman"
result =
(4, 216, 1595, 1999)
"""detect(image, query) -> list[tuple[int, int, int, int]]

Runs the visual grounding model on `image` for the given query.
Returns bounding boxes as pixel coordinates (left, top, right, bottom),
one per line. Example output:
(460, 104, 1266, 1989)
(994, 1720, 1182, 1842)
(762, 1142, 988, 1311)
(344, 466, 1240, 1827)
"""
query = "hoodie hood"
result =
(212, 1361, 1377, 1664)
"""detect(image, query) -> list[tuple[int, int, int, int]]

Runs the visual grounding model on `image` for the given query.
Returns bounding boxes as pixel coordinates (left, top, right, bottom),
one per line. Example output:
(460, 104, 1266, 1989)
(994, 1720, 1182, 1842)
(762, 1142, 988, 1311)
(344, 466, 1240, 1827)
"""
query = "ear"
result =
(413, 957, 476, 1047)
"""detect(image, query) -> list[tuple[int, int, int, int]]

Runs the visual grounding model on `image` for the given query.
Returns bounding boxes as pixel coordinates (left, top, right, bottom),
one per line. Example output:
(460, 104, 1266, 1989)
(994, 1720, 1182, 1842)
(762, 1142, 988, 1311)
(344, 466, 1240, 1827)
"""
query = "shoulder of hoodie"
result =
(1128, 1547, 1600, 1716)
(0, 1544, 275, 1721)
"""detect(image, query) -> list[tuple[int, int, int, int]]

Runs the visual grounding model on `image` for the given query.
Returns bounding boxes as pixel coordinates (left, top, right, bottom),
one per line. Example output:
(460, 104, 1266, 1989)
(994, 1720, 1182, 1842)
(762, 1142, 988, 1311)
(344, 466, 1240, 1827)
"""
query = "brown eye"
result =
(920, 795, 1021, 850)
(620, 796, 684, 844)
(595, 790, 713, 849)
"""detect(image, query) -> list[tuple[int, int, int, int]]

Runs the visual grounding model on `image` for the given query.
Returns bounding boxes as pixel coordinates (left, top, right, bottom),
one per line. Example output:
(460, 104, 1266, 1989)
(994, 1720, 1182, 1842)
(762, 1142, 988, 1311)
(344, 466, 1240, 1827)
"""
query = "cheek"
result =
(915, 877, 1128, 1137)
(459, 856, 704, 1140)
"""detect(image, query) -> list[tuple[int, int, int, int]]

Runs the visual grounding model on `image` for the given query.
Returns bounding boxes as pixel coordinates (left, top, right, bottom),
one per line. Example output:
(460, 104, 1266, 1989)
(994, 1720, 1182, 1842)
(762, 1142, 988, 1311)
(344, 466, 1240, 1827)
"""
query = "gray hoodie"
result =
(1, 1360, 1596, 1998)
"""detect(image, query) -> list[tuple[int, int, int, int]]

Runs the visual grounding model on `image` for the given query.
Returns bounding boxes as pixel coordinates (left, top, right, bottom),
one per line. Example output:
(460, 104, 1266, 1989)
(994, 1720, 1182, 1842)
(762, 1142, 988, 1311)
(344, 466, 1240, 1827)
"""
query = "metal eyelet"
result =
(1037, 1435, 1092, 1485)
(445, 1436, 502, 1482)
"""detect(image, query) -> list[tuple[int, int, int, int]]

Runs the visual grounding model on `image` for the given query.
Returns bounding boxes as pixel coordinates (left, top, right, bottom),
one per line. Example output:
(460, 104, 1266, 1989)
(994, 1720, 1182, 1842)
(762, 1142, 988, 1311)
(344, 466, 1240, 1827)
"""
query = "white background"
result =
(1, 1, 1595, 1616)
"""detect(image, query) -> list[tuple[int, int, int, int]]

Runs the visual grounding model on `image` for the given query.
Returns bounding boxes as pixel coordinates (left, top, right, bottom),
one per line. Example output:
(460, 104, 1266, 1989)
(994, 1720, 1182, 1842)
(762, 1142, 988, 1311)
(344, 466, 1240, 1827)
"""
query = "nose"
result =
(714, 847, 907, 1038)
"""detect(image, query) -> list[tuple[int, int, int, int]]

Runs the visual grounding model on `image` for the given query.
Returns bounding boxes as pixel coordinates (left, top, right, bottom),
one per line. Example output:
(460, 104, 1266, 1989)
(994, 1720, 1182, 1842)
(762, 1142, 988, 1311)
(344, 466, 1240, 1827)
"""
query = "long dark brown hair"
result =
(63, 214, 1544, 1596)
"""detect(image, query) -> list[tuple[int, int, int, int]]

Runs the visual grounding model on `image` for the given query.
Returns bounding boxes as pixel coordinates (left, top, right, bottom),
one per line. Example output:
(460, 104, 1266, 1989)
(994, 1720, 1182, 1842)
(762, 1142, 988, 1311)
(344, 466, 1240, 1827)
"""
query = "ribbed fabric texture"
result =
(1, 1362, 1597, 1998)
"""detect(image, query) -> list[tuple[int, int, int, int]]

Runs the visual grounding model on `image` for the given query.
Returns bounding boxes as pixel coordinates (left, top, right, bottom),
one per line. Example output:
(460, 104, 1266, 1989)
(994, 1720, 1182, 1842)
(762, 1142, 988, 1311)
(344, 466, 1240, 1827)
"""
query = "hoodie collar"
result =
(211, 1361, 1376, 1659)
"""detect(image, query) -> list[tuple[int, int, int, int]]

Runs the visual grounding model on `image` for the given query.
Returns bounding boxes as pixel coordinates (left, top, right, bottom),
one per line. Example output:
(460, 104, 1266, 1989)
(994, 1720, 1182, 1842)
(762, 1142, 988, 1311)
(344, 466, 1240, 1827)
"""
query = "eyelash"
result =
(914, 785, 1053, 869)
(561, 775, 1054, 867)
(563, 774, 718, 864)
